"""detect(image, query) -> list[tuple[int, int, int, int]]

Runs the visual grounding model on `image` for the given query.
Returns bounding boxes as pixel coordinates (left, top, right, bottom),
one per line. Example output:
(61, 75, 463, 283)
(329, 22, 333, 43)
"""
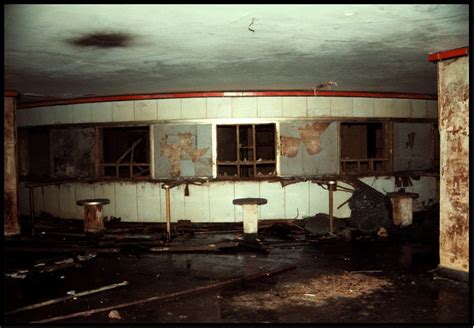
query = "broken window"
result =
(340, 122, 391, 174)
(100, 127, 150, 178)
(18, 127, 51, 178)
(217, 124, 276, 178)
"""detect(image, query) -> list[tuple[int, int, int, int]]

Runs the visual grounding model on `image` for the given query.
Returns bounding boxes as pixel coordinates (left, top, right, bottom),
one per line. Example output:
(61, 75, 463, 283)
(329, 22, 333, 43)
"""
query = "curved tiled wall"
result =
(17, 96, 438, 126)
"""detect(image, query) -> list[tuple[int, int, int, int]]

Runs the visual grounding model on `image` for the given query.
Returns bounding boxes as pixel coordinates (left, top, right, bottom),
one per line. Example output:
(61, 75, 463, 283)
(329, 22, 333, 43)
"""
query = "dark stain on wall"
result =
(405, 132, 416, 149)
(68, 32, 133, 48)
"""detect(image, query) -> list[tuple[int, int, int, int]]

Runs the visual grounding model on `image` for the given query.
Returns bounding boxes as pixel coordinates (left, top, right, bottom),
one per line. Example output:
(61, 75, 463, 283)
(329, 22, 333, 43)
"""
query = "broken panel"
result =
(101, 127, 150, 178)
(216, 124, 276, 178)
(51, 127, 95, 178)
(340, 122, 390, 174)
(154, 124, 212, 178)
(393, 122, 434, 172)
(17, 127, 51, 178)
(280, 121, 338, 176)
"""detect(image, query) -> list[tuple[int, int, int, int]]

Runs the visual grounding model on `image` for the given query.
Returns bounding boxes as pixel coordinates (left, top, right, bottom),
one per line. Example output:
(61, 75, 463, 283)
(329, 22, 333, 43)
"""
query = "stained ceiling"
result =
(4, 4, 469, 104)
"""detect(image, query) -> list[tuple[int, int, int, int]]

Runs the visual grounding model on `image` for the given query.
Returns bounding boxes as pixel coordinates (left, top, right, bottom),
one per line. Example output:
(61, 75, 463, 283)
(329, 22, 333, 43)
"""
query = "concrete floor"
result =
(3, 230, 470, 324)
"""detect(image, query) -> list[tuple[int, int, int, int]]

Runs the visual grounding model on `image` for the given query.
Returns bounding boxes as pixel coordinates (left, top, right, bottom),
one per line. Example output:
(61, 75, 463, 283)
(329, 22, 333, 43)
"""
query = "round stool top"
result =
(77, 198, 110, 206)
(233, 198, 267, 206)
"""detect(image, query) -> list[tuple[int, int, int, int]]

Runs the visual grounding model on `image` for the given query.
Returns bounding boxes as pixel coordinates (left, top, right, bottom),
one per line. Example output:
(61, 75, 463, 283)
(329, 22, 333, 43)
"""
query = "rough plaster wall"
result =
(280, 121, 338, 176)
(393, 122, 434, 171)
(438, 56, 469, 273)
(51, 128, 95, 178)
(154, 124, 212, 178)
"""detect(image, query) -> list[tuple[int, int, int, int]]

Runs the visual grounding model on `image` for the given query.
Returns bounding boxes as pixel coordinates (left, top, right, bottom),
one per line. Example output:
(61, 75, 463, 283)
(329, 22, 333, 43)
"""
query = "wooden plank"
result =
(30, 264, 296, 323)
(7, 281, 128, 315)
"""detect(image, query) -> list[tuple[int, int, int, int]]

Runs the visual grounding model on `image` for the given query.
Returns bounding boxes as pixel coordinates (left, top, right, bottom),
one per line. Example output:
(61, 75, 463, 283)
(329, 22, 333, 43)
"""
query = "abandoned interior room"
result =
(3, 4, 471, 324)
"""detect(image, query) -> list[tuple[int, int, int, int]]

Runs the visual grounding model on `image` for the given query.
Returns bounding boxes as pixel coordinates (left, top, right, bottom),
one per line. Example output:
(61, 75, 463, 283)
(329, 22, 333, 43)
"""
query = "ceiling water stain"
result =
(68, 32, 133, 48)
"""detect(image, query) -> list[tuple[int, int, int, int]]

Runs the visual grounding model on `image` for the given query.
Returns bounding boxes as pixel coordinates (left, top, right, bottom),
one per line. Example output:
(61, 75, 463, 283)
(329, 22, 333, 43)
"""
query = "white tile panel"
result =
(410, 100, 427, 118)
(16, 109, 27, 127)
(206, 97, 232, 119)
(284, 181, 310, 219)
(37, 106, 54, 125)
(75, 183, 95, 219)
(259, 181, 285, 220)
(115, 182, 138, 222)
(330, 97, 353, 117)
(353, 98, 375, 117)
(33, 186, 44, 216)
(91, 102, 113, 122)
(112, 101, 134, 122)
(58, 184, 78, 219)
(309, 182, 329, 216)
(72, 103, 92, 123)
(54, 105, 73, 124)
(257, 97, 282, 118)
(374, 98, 392, 118)
(23, 108, 40, 126)
(234, 182, 260, 222)
(392, 99, 411, 117)
(333, 181, 353, 218)
(426, 100, 438, 118)
(94, 183, 116, 219)
(134, 100, 158, 121)
(410, 176, 438, 212)
(232, 97, 257, 118)
(18, 182, 30, 216)
(157, 99, 182, 120)
(307, 96, 330, 117)
(160, 184, 186, 222)
(43, 185, 60, 217)
(136, 183, 161, 222)
(283, 97, 307, 117)
(182, 98, 207, 119)
(209, 182, 235, 222)
(359, 176, 394, 195)
(184, 184, 210, 222)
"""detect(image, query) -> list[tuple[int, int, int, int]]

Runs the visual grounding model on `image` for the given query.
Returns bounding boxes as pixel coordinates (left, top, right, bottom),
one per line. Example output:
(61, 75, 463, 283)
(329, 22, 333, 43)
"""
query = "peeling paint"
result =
(280, 136, 301, 158)
(160, 132, 209, 177)
(438, 56, 469, 272)
(4, 96, 20, 235)
(298, 122, 329, 155)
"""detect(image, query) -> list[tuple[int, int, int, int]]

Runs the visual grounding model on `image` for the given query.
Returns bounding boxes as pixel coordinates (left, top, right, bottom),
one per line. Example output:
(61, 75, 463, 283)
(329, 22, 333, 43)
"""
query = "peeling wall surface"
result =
(19, 176, 439, 223)
(51, 128, 96, 178)
(438, 56, 469, 273)
(393, 122, 434, 171)
(4, 96, 21, 235)
(154, 124, 212, 178)
(280, 121, 338, 176)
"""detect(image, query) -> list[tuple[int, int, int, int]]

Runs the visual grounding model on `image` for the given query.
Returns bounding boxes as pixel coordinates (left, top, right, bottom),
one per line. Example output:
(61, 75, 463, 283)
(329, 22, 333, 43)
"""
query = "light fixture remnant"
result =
(313, 81, 338, 95)
(248, 18, 256, 33)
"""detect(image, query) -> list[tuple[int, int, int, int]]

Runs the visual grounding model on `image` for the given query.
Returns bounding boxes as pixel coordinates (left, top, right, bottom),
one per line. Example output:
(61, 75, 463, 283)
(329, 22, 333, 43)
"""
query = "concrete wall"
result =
(438, 56, 469, 273)
(393, 122, 435, 171)
(19, 176, 439, 223)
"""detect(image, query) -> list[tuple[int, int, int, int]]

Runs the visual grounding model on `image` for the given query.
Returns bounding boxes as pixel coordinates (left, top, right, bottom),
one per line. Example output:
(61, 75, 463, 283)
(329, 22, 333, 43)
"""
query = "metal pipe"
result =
(328, 181, 337, 236)
(29, 187, 35, 236)
(162, 184, 171, 241)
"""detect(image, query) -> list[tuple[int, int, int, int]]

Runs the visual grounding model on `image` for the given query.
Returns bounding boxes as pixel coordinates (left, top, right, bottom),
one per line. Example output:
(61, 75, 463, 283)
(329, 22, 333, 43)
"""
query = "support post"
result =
(4, 91, 21, 236)
(327, 180, 337, 236)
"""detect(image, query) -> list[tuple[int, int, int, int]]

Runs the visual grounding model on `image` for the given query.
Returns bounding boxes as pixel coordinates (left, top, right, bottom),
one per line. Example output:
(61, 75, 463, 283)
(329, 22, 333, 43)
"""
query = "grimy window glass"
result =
(217, 124, 276, 178)
(100, 127, 150, 178)
(340, 122, 391, 174)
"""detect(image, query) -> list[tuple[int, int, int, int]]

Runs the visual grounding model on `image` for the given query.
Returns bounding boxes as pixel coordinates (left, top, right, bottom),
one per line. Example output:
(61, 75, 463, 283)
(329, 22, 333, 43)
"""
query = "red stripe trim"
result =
(428, 47, 469, 62)
(17, 90, 436, 109)
(4, 90, 18, 97)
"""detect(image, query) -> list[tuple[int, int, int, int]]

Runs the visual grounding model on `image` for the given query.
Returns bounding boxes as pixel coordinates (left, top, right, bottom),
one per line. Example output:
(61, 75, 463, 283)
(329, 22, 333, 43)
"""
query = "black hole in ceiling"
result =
(69, 32, 132, 48)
